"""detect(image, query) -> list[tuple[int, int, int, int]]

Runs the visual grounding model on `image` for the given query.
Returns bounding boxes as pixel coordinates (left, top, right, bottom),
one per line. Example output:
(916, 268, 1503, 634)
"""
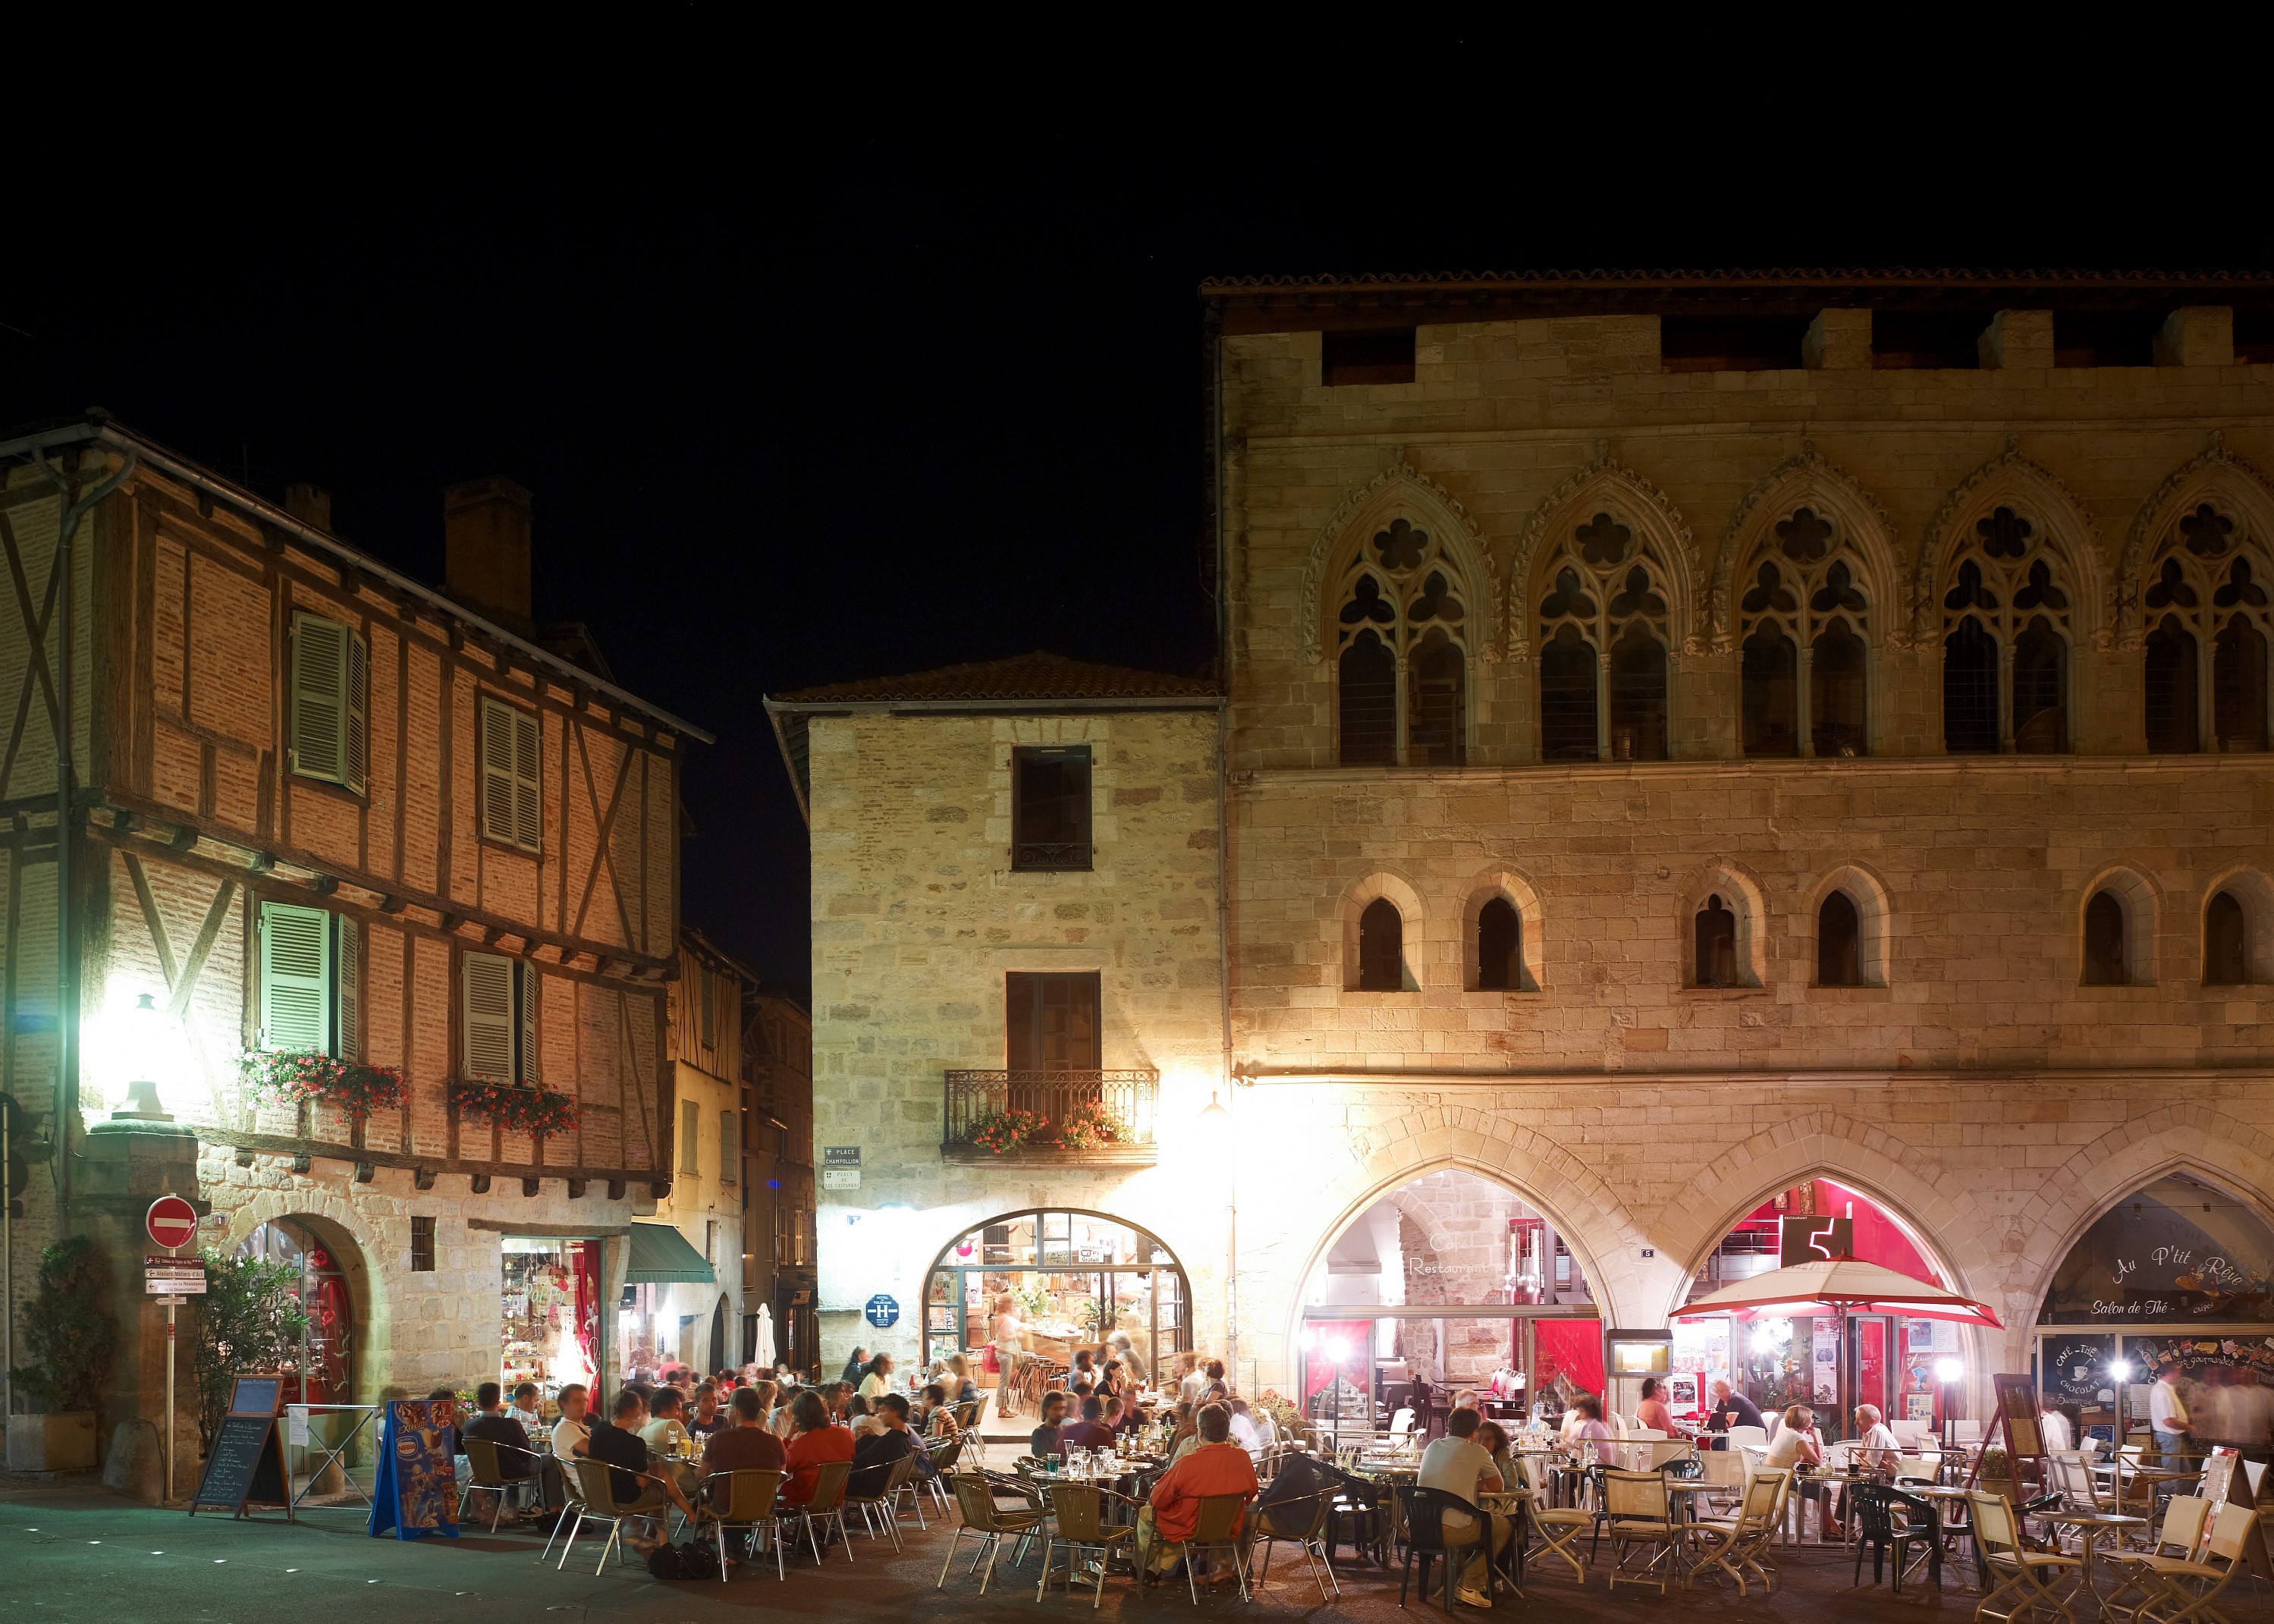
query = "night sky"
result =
(5, 134, 2263, 996)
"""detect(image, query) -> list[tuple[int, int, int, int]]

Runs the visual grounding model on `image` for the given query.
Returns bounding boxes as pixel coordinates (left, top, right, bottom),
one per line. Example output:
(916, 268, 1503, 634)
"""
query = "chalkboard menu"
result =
(2039, 1333, 2116, 1403)
(190, 1411, 291, 1519)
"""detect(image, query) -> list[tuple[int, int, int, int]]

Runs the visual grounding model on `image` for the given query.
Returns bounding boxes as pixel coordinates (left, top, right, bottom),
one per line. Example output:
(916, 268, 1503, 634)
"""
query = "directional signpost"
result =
(146, 1195, 203, 1502)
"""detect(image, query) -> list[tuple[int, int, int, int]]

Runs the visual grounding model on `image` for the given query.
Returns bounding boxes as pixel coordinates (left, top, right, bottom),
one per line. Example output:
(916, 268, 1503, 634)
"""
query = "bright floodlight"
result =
(1326, 1340, 1348, 1362)
(1750, 1327, 1778, 1355)
(2109, 1358, 2132, 1381)
(1935, 1357, 1963, 1384)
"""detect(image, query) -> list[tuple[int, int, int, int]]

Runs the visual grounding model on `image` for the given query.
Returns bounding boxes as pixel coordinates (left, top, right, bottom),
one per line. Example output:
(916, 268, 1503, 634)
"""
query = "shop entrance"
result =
(238, 1217, 360, 1406)
(1300, 1169, 1601, 1439)
(923, 1210, 1189, 1387)
(2036, 1171, 2274, 1453)
(503, 1237, 601, 1397)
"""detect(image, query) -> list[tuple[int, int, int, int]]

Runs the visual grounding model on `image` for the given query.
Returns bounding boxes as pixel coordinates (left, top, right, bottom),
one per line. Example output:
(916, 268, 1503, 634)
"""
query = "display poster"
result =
(367, 1399, 460, 1541)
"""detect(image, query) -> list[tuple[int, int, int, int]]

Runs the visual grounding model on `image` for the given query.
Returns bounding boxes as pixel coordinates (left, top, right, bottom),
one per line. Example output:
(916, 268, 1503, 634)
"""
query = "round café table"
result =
(2043, 1510, 2147, 1618)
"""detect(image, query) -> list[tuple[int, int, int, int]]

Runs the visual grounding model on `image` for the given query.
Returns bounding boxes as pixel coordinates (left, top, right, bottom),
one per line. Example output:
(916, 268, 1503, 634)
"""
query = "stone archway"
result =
(222, 1188, 391, 1403)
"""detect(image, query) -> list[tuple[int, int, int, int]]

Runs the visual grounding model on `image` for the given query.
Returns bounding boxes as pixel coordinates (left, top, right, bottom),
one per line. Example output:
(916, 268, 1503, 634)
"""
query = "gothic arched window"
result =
(1817, 891, 1862, 986)
(1940, 504, 2075, 754)
(1333, 520, 1471, 766)
(1358, 898, 1406, 991)
(1738, 506, 1872, 757)
(1694, 894, 1738, 988)
(1477, 897, 1522, 991)
(2141, 503, 2272, 754)
(2083, 891, 2128, 986)
(1535, 513, 1676, 762)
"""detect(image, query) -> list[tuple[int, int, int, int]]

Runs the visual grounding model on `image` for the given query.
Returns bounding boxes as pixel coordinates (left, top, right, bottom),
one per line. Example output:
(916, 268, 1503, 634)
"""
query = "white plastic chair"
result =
(1726, 1425, 1768, 1452)
(1389, 1407, 1415, 1438)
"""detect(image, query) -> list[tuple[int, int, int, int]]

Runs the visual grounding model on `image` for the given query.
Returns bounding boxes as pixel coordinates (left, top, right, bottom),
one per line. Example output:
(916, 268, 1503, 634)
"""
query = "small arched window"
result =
(2205, 890, 2250, 985)
(1358, 898, 1406, 991)
(1694, 894, 1738, 988)
(1817, 891, 1862, 986)
(2083, 891, 2128, 986)
(1738, 507, 1872, 757)
(2144, 614, 2200, 754)
(1477, 897, 1522, 991)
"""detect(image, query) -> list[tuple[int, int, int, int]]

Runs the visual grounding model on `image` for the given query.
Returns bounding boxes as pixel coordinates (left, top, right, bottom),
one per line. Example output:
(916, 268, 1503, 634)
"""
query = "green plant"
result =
(190, 1249, 309, 1452)
(11, 1236, 120, 1413)
(239, 1051, 406, 1119)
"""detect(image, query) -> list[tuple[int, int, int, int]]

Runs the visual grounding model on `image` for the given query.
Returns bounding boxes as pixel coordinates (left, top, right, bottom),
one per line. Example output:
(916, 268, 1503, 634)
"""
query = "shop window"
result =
(1477, 897, 1522, 991)
(477, 696, 542, 853)
(680, 1099, 702, 1175)
(2083, 891, 2128, 985)
(1005, 971, 1101, 1070)
(287, 611, 369, 794)
(2204, 890, 2251, 985)
(1011, 746, 1091, 871)
(1694, 896, 1738, 988)
(1358, 898, 1405, 991)
(2144, 615, 2200, 753)
(1817, 891, 1863, 986)
(460, 952, 537, 1083)
(258, 901, 360, 1060)
(1741, 627, 1798, 757)
(410, 1215, 435, 1273)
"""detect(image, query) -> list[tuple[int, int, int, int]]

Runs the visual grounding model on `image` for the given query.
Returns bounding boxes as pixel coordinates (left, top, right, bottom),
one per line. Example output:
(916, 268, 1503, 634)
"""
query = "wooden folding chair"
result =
(2112, 1499, 2254, 1624)
(1686, 1469, 1786, 1597)
(1518, 1452, 1592, 1583)
(2102, 1493, 2210, 1619)
(1968, 1489, 2082, 1624)
(1600, 1467, 1679, 1595)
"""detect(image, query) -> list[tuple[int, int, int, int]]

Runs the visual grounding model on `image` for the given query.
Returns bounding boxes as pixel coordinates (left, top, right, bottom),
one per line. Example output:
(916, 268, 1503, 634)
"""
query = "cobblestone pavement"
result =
(2, 1478, 2269, 1622)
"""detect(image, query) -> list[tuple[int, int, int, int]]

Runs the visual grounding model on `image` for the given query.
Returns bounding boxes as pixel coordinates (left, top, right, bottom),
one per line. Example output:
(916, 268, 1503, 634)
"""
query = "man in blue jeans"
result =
(2148, 1359, 2192, 1467)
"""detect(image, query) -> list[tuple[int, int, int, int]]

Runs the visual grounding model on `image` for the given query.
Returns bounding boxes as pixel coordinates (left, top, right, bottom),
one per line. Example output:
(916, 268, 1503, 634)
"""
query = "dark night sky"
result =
(4, 117, 2263, 996)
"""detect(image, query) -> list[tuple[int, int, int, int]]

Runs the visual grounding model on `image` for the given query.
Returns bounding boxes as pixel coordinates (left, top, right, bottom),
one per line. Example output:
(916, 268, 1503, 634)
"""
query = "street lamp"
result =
(1935, 1356, 1964, 1454)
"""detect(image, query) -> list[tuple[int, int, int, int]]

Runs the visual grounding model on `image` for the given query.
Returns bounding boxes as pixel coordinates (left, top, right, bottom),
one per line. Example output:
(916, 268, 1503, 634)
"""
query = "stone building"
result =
(783, 270, 2274, 1437)
(743, 990, 817, 1371)
(0, 416, 704, 1492)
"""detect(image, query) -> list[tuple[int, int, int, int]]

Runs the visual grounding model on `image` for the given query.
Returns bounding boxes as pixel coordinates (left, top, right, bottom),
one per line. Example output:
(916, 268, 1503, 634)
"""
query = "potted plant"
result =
(448, 1079, 580, 1137)
(190, 1249, 309, 1456)
(8, 1236, 119, 1472)
(239, 1051, 406, 1122)
(968, 1108, 1044, 1154)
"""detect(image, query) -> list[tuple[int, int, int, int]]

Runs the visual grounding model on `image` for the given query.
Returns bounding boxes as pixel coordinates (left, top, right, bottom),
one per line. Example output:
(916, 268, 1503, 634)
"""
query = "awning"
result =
(624, 1223, 715, 1284)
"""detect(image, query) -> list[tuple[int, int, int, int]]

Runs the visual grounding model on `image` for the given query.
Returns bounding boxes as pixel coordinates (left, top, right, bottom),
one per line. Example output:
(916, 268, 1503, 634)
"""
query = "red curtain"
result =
(573, 1240, 599, 1375)
(1534, 1319, 1605, 1399)
(1303, 1321, 1374, 1401)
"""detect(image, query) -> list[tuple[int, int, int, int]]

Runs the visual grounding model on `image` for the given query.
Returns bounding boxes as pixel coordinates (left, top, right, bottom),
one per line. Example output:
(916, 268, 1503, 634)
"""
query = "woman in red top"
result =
(781, 1390, 855, 1505)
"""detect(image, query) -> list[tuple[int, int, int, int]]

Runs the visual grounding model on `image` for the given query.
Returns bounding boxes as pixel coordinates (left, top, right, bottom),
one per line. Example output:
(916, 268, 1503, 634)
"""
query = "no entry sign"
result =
(146, 1195, 197, 1251)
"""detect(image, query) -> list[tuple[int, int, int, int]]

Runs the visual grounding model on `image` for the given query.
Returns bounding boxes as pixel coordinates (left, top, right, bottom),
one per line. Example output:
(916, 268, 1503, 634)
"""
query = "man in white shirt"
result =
(2150, 1360, 2192, 1466)
(509, 1381, 545, 1436)
(1415, 1407, 1509, 1607)
(1227, 1399, 1265, 1454)
(1851, 1403, 1902, 1473)
(551, 1383, 592, 1459)
(2037, 1403, 2073, 1454)
(639, 1387, 694, 1457)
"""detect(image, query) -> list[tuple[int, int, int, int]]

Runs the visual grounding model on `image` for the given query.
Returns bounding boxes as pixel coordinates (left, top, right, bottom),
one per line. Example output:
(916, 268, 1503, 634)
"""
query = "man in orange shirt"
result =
(1138, 1403, 1258, 1578)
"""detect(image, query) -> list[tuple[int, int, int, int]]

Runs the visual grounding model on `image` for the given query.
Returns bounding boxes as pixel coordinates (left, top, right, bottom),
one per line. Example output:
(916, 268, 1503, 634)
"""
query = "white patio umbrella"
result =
(755, 1302, 777, 1368)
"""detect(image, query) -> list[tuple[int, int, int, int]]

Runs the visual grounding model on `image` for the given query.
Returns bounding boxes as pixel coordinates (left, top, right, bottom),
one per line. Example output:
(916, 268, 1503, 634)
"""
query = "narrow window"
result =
(1406, 627, 1466, 767)
(1740, 627, 1798, 757)
(1477, 897, 1522, 991)
(1607, 624, 1668, 761)
(1537, 625, 1599, 762)
(1817, 891, 1862, 986)
(1010, 746, 1091, 871)
(1005, 972, 1102, 1070)
(720, 1109, 739, 1184)
(2083, 891, 2128, 985)
(1943, 617, 1999, 752)
(461, 951, 538, 1082)
(2144, 616, 2200, 753)
(410, 1215, 436, 1273)
(680, 1100, 701, 1174)
(1811, 622, 1869, 758)
(287, 611, 369, 793)
(1694, 895, 1738, 988)
(2012, 616, 2068, 753)
(2213, 618, 2269, 752)
(2205, 890, 2250, 985)
(478, 696, 542, 851)
(1338, 630, 1397, 764)
(258, 901, 357, 1057)
(1358, 898, 1405, 991)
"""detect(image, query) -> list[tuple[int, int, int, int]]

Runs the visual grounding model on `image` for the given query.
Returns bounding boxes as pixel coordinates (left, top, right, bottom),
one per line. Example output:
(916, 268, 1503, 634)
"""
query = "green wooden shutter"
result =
(680, 1099, 701, 1175)
(260, 902, 331, 1052)
(719, 1108, 737, 1184)
(517, 960, 539, 1084)
(335, 913, 360, 1060)
(344, 628, 369, 796)
(462, 950, 514, 1082)
(479, 699, 516, 845)
(289, 614, 349, 785)
(512, 708, 541, 852)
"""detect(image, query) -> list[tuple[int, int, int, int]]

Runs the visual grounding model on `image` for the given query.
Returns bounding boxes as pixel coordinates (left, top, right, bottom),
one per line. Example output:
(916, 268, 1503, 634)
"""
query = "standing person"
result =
(990, 1296, 1029, 1418)
(1137, 1404, 1258, 1580)
(1704, 1379, 1767, 1447)
(1418, 1408, 1510, 1610)
(1029, 1390, 1069, 1459)
(1635, 1377, 1676, 1435)
(2150, 1359, 2193, 1467)
(701, 1384, 787, 1510)
(857, 1352, 895, 1403)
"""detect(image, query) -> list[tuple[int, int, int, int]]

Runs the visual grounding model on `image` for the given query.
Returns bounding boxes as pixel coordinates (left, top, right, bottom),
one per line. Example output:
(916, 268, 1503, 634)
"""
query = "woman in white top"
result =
(856, 1352, 894, 1402)
(989, 1296, 1029, 1418)
(1763, 1404, 1823, 1471)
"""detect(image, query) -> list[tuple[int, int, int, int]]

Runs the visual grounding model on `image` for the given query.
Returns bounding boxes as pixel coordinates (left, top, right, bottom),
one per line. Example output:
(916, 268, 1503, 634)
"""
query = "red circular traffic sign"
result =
(146, 1195, 197, 1251)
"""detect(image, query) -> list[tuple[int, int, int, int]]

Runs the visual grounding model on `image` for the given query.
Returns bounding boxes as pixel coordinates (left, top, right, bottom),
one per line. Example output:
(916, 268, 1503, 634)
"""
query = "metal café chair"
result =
(559, 1457, 671, 1575)
(790, 1457, 855, 1563)
(938, 1470, 1048, 1594)
(846, 1454, 916, 1551)
(1173, 1492, 1253, 1605)
(538, 1455, 589, 1566)
(1394, 1484, 1495, 1611)
(1245, 1489, 1341, 1602)
(699, 1467, 789, 1582)
(457, 1436, 541, 1531)
(1034, 1481, 1138, 1610)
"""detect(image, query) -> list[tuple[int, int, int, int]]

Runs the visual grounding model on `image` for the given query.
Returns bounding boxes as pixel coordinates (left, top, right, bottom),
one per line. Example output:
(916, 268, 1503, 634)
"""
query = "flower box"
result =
(448, 1079, 579, 1138)
(238, 1051, 406, 1121)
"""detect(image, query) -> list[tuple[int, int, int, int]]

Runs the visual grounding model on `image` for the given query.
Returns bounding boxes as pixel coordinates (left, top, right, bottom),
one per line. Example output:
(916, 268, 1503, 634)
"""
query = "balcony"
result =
(941, 1070, 1158, 1165)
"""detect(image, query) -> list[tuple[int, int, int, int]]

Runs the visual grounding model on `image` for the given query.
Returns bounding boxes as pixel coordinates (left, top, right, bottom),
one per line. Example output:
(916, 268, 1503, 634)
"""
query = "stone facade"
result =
(790, 274, 2274, 1420)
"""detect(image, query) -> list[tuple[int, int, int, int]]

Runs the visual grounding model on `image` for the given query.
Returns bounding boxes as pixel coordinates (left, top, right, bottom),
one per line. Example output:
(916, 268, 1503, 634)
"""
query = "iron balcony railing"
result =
(941, 1069, 1159, 1162)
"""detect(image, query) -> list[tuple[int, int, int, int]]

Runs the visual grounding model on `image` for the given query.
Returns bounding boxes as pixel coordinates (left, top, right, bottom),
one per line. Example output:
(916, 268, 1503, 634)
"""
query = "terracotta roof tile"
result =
(770, 651, 1220, 705)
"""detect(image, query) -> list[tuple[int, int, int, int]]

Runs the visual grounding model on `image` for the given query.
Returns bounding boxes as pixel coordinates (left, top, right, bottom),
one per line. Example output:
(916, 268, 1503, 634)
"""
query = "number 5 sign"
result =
(1779, 1215, 1854, 1267)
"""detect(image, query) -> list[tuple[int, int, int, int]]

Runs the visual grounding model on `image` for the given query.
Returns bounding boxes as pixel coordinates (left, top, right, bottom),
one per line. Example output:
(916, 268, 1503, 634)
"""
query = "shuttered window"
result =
(258, 902, 359, 1058)
(720, 1108, 737, 1185)
(479, 698, 542, 853)
(288, 612, 369, 793)
(681, 1099, 702, 1175)
(462, 951, 538, 1082)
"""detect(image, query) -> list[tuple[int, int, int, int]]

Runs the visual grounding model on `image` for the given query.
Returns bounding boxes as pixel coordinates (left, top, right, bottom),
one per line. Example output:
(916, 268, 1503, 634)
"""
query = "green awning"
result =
(624, 1222, 715, 1284)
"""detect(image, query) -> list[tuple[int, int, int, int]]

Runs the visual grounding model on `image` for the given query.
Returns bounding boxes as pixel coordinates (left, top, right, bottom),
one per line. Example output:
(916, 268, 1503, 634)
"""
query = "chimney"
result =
(283, 482, 332, 531)
(443, 476, 535, 631)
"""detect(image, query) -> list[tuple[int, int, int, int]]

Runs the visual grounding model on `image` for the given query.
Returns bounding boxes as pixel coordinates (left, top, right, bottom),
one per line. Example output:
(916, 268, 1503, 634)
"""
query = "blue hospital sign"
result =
(865, 1294, 900, 1329)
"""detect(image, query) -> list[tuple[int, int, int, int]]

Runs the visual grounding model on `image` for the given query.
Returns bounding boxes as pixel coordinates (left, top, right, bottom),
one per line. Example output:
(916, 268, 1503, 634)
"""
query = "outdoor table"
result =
(2043, 1510, 2147, 1618)
(2108, 1465, 2197, 1519)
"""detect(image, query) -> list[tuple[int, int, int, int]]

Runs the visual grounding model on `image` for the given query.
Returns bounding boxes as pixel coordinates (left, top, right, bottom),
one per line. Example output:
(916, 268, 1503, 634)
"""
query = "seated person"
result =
(1634, 1377, 1676, 1435)
(1056, 1395, 1117, 1453)
(508, 1381, 545, 1434)
(639, 1387, 694, 1457)
(586, 1389, 696, 1535)
(1418, 1407, 1510, 1608)
(551, 1383, 592, 1459)
(1137, 1403, 1259, 1575)
(1029, 1391, 1069, 1460)
(463, 1381, 537, 1480)
(1851, 1403, 1902, 1473)
(1567, 1395, 1615, 1465)
(846, 1394, 882, 1439)
(701, 1386, 787, 1509)
(782, 1390, 856, 1506)
(687, 1383, 727, 1439)
(1227, 1398, 1266, 1454)
(850, 1393, 916, 1497)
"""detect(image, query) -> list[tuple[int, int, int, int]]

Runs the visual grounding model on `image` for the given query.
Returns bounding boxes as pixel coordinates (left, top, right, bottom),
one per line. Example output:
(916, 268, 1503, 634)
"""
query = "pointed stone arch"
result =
(2116, 435, 2274, 649)
(1914, 443, 2106, 646)
(1302, 454, 1497, 664)
(1710, 445, 1902, 652)
(1510, 456, 1701, 658)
